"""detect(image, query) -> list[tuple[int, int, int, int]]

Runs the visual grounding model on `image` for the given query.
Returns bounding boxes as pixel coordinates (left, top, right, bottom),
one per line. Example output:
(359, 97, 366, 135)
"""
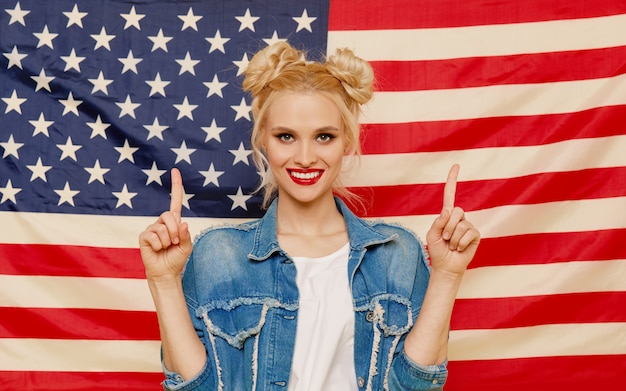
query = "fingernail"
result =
(443, 232, 450, 240)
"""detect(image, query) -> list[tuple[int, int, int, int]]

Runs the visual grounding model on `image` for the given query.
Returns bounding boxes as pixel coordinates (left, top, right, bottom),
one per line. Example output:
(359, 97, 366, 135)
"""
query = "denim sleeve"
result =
(161, 358, 213, 391)
(387, 350, 448, 391)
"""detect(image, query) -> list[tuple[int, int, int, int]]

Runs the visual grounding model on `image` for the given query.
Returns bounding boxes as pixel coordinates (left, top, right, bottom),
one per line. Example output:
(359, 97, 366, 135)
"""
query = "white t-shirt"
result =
(288, 243, 358, 391)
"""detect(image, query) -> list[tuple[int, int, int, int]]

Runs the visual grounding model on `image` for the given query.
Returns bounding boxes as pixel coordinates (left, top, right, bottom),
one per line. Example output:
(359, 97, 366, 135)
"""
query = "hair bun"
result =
(326, 47, 374, 105)
(242, 42, 305, 96)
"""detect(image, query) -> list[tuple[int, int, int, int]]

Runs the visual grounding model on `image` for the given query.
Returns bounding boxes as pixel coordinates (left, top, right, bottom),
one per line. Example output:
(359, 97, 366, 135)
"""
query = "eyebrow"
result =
(269, 125, 341, 133)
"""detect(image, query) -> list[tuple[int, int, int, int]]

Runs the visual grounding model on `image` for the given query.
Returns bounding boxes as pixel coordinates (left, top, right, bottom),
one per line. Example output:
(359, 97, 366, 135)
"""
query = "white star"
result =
(91, 26, 115, 50)
(229, 142, 252, 166)
(178, 7, 202, 31)
(293, 9, 317, 32)
(201, 119, 226, 142)
(61, 49, 86, 72)
(85, 159, 110, 184)
(232, 53, 249, 76)
(230, 97, 251, 121)
(176, 51, 200, 76)
(33, 25, 58, 49)
(235, 8, 259, 32)
(143, 117, 168, 140)
(59, 92, 82, 116)
(146, 72, 170, 97)
(142, 161, 166, 185)
(121, 6, 145, 30)
(171, 140, 196, 164)
(31, 68, 55, 92)
(63, 4, 87, 28)
(5, 2, 30, 26)
(29, 113, 54, 137)
(86, 115, 110, 139)
(0, 180, 21, 204)
(0, 135, 24, 158)
(173, 96, 198, 120)
(114, 139, 138, 163)
(56, 136, 81, 161)
(263, 31, 287, 47)
(55, 182, 80, 206)
(203, 74, 228, 98)
(88, 71, 113, 95)
(205, 30, 230, 54)
(199, 163, 224, 187)
(148, 28, 172, 52)
(26, 157, 51, 182)
(3, 46, 27, 70)
(118, 50, 142, 74)
(116, 95, 140, 118)
(227, 187, 252, 211)
(2, 90, 27, 114)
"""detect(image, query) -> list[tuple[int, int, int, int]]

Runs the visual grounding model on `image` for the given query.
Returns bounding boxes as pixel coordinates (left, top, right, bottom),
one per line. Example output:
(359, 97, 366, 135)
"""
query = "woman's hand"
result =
(138, 168, 193, 282)
(426, 164, 480, 277)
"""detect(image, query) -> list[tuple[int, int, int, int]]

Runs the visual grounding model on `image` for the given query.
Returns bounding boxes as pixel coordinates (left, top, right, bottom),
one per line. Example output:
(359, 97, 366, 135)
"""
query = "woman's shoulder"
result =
(192, 219, 261, 249)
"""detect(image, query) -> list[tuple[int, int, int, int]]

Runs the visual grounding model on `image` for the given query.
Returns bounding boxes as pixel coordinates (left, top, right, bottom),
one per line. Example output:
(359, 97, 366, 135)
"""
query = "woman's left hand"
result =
(426, 164, 480, 277)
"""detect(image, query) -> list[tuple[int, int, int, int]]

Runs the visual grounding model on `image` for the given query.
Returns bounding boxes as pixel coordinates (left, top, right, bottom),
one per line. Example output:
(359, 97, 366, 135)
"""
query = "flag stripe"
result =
(0, 339, 161, 372)
(451, 292, 626, 330)
(349, 167, 626, 217)
(328, 13, 626, 61)
(360, 105, 626, 154)
(448, 322, 626, 360)
(446, 355, 626, 391)
(370, 45, 626, 91)
(363, 74, 626, 124)
(0, 307, 159, 340)
(0, 371, 165, 391)
(328, 0, 626, 29)
(458, 259, 626, 299)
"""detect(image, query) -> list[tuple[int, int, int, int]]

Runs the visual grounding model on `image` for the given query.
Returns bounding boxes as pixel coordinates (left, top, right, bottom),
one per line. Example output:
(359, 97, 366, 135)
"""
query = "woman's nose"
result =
(293, 141, 317, 167)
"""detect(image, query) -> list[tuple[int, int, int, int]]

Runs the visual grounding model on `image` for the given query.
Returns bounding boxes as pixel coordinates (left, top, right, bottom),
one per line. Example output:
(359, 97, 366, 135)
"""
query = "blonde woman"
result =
(139, 42, 480, 391)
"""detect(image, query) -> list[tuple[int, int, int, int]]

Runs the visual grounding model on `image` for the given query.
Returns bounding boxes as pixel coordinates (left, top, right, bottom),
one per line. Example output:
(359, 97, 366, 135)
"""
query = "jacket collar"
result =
(248, 197, 396, 261)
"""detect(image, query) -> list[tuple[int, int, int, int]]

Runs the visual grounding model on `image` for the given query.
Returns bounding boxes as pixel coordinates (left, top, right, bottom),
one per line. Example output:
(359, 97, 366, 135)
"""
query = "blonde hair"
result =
(242, 42, 374, 208)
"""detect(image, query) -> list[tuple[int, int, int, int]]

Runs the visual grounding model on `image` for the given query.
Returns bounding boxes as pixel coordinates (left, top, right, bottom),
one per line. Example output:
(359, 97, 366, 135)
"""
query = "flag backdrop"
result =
(1, 0, 625, 389)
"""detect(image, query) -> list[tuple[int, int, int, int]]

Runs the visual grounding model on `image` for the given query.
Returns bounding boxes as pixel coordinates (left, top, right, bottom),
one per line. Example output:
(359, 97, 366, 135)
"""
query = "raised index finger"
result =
(443, 164, 460, 211)
(169, 168, 184, 220)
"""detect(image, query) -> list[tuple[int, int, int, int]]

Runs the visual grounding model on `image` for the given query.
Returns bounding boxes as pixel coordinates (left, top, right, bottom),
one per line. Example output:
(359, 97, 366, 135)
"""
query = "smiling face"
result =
(263, 91, 346, 206)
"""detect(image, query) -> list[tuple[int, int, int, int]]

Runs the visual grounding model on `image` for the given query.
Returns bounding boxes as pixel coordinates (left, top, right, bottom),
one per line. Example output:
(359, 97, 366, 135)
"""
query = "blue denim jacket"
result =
(163, 198, 448, 391)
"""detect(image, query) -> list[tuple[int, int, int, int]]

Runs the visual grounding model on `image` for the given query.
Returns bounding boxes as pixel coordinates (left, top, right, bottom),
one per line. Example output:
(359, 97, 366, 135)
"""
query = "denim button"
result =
(357, 376, 365, 387)
(365, 311, 375, 322)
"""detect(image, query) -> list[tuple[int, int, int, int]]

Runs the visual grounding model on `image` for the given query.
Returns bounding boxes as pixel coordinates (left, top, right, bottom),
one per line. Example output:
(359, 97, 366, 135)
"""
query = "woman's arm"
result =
(403, 164, 480, 365)
(138, 168, 206, 380)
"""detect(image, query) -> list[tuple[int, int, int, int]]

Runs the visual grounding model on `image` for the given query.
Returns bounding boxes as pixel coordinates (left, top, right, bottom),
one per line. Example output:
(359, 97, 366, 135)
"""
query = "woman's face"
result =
(263, 91, 345, 206)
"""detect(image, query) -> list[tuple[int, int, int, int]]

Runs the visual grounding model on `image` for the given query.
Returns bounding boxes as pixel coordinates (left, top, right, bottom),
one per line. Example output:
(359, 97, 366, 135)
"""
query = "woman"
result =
(139, 42, 480, 391)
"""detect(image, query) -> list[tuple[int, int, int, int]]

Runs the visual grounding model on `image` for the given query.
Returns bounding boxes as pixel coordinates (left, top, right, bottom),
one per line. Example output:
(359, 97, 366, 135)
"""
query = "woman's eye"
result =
(317, 134, 335, 142)
(278, 134, 293, 142)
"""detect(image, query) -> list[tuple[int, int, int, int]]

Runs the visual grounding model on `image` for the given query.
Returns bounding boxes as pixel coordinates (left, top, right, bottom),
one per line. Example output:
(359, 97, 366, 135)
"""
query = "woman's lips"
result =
(288, 169, 323, 185)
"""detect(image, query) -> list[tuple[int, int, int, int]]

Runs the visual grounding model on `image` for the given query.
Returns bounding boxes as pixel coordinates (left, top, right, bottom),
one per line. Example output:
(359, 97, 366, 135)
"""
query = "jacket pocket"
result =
(197, 297, 278, 349)
(370, 294, 414, 336)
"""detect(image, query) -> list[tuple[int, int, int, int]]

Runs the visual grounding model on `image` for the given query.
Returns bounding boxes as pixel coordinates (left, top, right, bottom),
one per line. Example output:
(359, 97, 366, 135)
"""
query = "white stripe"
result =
(385, 197, 626, 240)
(0, 275, 155, 311)
(2, 196, 625, 249)
(449, 322, 626, 361)
(342, 135, 626, 186)
(0, 338, 161, 372)
(328, 13, 626, 61)
(458, 259, 626, 299)
(361, 73, 626, 123)
(0, 210, 248, 248)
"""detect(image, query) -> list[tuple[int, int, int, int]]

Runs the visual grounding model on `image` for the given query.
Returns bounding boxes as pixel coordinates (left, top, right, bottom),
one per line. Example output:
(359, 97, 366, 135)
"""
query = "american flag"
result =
(1, 0, 625, 390)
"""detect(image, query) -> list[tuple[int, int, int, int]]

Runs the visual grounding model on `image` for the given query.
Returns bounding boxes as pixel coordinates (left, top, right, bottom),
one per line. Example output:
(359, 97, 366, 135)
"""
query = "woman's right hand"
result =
(139, 168, 193, 282)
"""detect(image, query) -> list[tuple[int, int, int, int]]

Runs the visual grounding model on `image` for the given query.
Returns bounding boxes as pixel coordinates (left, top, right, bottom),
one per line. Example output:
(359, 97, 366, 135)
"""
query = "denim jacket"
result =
(163, 197, 448, 391)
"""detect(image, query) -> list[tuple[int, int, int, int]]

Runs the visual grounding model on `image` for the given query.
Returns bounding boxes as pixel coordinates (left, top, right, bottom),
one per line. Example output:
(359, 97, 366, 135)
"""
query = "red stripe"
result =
(451, 292, 626, 330)
(0, 244, 144, 278)
(0, 371, 163, 391)
(360, 105, 626, 154)
(0, 307, 159, 340)
(446, 355, 626, 391)
(473, 229, 626, 268)
(371, 46, 626, 91)
(329, 0, 626, 30)
(349, 167, 626, 217)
